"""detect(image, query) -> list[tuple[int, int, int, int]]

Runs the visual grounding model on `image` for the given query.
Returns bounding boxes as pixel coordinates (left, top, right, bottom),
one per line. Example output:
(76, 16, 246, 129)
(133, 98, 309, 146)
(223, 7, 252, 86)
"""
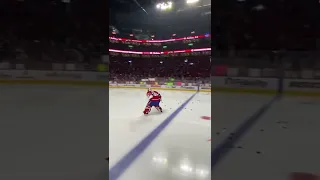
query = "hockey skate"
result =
(156, 106, 163, 112)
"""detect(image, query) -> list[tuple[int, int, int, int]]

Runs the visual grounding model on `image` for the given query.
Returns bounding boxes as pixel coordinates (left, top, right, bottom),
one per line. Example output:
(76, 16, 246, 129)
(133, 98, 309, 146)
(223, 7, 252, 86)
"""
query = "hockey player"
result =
(144, 88, 163, 114)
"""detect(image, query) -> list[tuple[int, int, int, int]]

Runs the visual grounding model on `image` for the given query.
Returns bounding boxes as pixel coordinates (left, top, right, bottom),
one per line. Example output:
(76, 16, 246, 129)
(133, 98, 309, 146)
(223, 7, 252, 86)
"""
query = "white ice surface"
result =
(211, 93, 320, 180)
(109, 89, 211, 180)
(0, 85, 108, 180)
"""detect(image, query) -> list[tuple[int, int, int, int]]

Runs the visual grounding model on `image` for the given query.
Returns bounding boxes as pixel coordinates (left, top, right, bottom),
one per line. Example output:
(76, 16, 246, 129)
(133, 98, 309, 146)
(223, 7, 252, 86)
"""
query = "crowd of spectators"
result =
(0, 0, 107, 71)
(109, 0, 211, 84)
(211, 0, 320, 79)
(109, 0, 319, 82)
(109, 55, 211, 83)
(109, 27, 211, 83)
(2, 0, 319, 81)
(211, 50, 320, 79)
(213, 0, 319, 51)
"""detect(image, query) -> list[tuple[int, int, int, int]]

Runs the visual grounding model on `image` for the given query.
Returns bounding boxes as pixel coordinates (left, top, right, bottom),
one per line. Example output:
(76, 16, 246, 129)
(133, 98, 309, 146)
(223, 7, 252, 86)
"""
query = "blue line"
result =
(211, 95, 281, 171)
(109, 92, 197, 180)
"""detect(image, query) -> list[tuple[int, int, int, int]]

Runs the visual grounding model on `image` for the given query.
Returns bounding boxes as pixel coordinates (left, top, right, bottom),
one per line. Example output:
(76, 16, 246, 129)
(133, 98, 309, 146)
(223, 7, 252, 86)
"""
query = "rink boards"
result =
(0, 70, 319, 96)
(109, 84, 211, 92)
(212, 76, 320, 97)
(0, 70, 211, 92)
(0, 70, 107, 86)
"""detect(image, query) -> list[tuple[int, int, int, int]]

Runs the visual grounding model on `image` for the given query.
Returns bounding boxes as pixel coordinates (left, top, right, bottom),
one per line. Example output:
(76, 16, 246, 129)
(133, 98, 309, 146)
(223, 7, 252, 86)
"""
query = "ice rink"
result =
(8, 84, 318, 180)
(0, 84, 108, 180)
(211, 93, 320, 180)
(109, 88, 211, 180)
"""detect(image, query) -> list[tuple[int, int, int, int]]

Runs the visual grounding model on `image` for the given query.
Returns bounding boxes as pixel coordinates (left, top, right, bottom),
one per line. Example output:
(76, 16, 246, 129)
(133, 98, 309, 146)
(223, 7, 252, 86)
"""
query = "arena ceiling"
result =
(110, 0, 155, 14)
(110, 0, 211, 31)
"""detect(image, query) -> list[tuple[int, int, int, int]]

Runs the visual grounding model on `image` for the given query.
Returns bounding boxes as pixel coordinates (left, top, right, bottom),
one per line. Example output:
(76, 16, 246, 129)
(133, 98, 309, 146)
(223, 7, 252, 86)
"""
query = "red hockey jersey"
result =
(149, 91, 161, 101)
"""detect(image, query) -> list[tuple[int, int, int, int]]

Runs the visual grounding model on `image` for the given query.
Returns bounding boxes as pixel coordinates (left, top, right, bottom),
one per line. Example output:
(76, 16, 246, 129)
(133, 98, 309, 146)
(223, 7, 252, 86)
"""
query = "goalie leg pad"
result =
(143, 106, 151, 114)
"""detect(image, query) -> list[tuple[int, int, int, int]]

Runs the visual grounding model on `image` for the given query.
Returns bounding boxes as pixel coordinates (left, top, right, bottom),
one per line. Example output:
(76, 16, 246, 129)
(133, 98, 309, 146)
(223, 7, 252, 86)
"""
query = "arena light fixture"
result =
(186, 0, 199, 4)
(156, 1, 173, 11)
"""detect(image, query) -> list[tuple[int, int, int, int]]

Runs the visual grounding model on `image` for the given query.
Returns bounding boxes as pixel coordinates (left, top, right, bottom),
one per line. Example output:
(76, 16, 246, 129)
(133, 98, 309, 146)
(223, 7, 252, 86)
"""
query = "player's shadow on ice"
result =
(129, 110, 165, 132)
(148, 109, 165, 115)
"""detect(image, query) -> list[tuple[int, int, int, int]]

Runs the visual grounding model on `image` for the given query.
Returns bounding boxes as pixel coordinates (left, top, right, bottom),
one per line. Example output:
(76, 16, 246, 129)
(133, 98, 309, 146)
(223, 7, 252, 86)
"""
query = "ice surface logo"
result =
(224, 77, 268, 87)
